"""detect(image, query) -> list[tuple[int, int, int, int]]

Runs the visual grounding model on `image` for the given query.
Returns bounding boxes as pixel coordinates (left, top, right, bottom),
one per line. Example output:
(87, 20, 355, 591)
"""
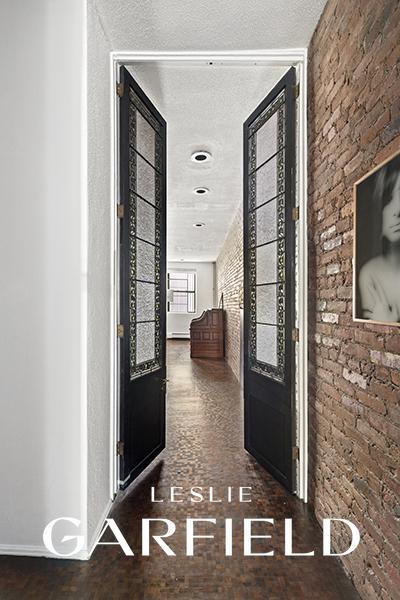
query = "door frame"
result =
(109, 50, 309, 501)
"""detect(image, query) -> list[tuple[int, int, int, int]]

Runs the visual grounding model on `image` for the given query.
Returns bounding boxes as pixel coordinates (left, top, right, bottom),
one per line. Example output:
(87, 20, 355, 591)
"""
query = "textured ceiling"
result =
(93, 0, 327, 260)
(128, 63, 287, 261)
(93, 0, 326, 51)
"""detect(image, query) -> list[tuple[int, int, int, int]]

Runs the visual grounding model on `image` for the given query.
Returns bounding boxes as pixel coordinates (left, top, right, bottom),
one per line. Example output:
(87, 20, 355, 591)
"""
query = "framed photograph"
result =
(353, 149, 400, 326)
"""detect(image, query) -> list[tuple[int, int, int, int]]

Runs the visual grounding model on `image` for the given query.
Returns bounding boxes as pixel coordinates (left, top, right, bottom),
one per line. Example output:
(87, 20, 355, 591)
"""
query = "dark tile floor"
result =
(0, 340, 359, 599)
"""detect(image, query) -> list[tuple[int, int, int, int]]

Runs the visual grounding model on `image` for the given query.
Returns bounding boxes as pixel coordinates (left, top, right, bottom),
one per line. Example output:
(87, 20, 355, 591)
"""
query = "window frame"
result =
(167, 270, 197, 314)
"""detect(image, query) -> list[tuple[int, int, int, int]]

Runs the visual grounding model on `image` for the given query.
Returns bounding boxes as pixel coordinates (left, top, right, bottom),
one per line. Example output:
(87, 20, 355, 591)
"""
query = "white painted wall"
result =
(86, 0, 113, 551)
(167, 262, 215, 338)
(0, 0, 86, 555)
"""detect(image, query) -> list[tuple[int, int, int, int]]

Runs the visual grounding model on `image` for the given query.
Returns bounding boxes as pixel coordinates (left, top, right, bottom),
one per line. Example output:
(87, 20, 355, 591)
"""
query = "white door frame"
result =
(109, 49, 308, 502)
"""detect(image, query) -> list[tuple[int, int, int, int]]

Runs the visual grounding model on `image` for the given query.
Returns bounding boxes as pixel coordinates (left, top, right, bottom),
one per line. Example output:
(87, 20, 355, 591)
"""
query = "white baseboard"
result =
(0, 544, 88, 561)
(167, 333, 190, 339)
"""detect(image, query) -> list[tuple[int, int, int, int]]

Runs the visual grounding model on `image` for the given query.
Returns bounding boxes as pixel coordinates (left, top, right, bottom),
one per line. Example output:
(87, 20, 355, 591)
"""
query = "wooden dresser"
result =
(189, 308, 224, 359)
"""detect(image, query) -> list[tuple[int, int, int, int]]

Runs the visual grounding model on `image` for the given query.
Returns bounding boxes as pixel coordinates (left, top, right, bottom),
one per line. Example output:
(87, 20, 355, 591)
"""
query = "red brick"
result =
(308, 1, 400, 597)
(216, 207, 242, 380)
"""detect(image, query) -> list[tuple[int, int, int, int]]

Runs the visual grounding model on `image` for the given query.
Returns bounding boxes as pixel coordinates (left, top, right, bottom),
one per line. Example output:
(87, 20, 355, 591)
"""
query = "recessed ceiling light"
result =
(193, 222, 205, 228)
(194, 187, 209, 195)
(191, 151, 212, 163)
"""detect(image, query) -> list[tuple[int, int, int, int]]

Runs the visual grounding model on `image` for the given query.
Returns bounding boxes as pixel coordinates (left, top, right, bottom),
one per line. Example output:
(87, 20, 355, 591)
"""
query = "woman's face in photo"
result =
(382, 172, 400, 243)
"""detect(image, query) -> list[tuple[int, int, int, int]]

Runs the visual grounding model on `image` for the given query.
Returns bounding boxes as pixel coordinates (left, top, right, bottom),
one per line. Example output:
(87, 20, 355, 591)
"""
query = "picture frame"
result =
(353, 148, 400, 326)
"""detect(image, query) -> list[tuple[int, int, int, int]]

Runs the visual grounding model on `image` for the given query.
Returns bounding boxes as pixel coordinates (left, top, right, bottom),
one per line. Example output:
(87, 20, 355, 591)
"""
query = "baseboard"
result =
(0, 544, 88, 561)
(86, 498, 114, 559)
(167, 333, 190, 339)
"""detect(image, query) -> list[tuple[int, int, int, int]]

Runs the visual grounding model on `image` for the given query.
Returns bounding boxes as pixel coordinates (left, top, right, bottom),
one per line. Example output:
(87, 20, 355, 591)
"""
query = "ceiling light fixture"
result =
(194, 187, 209, 195)
(191, 151, 212, 163)
(193, 222, 205, 228)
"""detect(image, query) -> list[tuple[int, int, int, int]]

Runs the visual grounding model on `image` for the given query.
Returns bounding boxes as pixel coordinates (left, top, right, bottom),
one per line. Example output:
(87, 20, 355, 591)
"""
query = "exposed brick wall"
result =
(308, 1, 400, 599)
(216, 206, 243, 381)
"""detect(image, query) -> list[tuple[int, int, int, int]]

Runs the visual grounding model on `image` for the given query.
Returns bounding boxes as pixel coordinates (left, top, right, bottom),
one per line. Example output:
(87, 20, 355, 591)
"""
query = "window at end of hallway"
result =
(167, 271, 196, 313)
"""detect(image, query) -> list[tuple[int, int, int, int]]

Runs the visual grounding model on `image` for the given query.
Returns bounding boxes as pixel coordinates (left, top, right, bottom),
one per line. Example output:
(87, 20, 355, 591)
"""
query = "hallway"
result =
(0, 341, 359, 599)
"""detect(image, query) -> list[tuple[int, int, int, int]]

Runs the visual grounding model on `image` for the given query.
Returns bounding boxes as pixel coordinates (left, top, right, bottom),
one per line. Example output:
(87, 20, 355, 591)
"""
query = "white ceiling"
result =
(93, 0, 327, 260)
(128, 63, 288, 261)
(93, 0, 326, 51)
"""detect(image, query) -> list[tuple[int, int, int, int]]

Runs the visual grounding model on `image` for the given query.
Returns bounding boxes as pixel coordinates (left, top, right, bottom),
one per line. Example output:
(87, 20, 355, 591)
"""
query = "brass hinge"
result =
(117, 204, 124, 218)
(292, 206, 299, 221)
(293, 82, 300, 99)
(116, 82, 124, 97)
(292, 327, 299, 342)
(116, 441, 124, 456)
(117, 324, 124, 338)
(292, 446, 300, 460)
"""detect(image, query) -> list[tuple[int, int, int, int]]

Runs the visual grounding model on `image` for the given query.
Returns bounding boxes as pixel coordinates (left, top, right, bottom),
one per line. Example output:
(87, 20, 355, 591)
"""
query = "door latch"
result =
(161, 378, 169, 391)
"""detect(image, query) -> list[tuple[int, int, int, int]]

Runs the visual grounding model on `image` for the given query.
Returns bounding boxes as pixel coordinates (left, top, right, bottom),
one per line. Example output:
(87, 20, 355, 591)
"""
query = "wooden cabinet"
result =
(190, 308, 224, 359)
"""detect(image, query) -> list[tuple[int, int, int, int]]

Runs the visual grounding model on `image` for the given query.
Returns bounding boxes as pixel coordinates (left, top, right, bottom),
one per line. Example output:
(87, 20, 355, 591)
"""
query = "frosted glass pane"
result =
(187, 292, 195, 312)
(256, 155, 277, 206)
(136, 197, 155, 244)
(137, 239, 155, 282)
(256, 198, 277, 246)
(136, 282, 155, 322)
(187, 272, 195, 290)
(257, 284, 277, 324)
(256, 111, 278, 167)
(137, 153, 155, 203)
(136, 110, 156, 166)
(256, 324, 277, 366)
(256, 242, 277, 284)
(136, 322, 155, 364)
(170, 291, 187, 313)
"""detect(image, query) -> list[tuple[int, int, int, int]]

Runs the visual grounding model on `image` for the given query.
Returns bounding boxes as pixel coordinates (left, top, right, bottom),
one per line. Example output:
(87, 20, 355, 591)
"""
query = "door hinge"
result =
(293, 82, 300, 99)
(117, 204, 124, 218)
(117, 324, 124, 338)
(292, 327, 299, 342)
(116, 441, 124, 456)
(292, 206, 299, 221)
(116, 82, 124, 97)
(292, 446, 300, 460)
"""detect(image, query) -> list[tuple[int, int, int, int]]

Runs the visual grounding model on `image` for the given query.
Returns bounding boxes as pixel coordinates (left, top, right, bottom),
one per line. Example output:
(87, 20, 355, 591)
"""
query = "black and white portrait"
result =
(354, 150, 400, 325)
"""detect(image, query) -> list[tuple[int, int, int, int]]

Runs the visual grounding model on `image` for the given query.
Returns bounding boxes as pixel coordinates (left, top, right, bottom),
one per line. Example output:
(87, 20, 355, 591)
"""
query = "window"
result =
(168, 271, 196, 313)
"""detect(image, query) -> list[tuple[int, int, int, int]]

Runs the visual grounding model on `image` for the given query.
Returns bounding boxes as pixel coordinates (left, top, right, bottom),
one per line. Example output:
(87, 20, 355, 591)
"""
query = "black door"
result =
(118, 66, 166, 489)
(243, 67, 296, 492)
